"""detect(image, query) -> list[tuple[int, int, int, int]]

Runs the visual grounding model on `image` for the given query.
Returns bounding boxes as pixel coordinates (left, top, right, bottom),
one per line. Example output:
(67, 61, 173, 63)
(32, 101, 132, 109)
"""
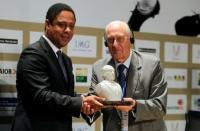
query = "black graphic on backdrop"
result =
(175, 13, 200, 37)
(128, 0, 160, 31)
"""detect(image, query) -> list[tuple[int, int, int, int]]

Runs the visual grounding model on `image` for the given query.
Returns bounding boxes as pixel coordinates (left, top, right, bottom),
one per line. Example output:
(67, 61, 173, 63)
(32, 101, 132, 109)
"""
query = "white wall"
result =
(0, 0, 200, 35)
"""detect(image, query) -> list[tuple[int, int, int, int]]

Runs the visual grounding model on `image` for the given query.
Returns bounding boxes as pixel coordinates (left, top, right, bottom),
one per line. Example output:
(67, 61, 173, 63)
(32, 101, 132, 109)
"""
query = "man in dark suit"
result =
(11, 3, 104, 131)
(84, 20, 168, 131)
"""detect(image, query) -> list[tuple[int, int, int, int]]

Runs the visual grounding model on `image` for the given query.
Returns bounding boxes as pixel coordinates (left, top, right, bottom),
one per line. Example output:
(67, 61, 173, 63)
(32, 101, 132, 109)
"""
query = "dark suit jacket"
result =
(86, 50, 167, 131)
(11, 36, 82, 131)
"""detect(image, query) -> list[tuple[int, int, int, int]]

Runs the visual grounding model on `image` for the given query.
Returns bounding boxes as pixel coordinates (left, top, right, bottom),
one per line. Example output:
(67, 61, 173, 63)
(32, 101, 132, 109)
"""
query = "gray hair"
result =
(105, 20, 132, 38)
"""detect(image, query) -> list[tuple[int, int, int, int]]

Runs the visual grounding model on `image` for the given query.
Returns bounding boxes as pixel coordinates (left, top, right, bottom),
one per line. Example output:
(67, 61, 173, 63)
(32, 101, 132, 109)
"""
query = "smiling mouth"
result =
(62, 36, 70, 41)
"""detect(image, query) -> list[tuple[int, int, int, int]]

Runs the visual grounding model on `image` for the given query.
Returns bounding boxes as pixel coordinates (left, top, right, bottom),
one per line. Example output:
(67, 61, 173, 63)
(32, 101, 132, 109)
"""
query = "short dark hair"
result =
(46, 3, 76, 24)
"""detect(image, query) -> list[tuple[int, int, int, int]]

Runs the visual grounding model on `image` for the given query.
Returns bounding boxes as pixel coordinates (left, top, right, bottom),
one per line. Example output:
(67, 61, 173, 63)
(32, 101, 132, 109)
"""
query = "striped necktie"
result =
(117, 64, 127, 97)
(57, 50, 68, 81)
(118, 64, 128, 131)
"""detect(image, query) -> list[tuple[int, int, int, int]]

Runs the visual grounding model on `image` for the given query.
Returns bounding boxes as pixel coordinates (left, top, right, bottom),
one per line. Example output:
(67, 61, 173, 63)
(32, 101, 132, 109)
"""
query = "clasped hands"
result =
(81, 95, 137, 115)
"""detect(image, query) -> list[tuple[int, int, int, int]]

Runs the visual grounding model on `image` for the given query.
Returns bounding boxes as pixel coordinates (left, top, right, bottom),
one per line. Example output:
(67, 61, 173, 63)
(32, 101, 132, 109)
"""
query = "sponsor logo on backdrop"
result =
(138, 48, 156, 53)
(194, 98, 200, 107)
(135, 40, 160, 58)
(192, 44, 200, 64)
(68, 35, 96, 58)
(165, 42, 188, 63)
(73, 64, 92, 87)
(167, 99, 184, 110)
(0, 68, 16, 75)
(192, 70, 200, 88)
(0, 93, 17, 116)
(0, 29, 22, 53)
(0, 38, 18, 44)
(172, 45, 181, 58)
(76, 68, 88, 83)
(167, 95, 187, 114)
(191, 95, 200, 111)
(0, 61, 17, 85)
(165, 68, 187, 88)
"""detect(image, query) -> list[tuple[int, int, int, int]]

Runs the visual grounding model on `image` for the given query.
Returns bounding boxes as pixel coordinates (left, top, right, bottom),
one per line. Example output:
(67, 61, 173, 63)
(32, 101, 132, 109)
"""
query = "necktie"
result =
(117, 64, 127, 97)
(117, 64, 128, 131)
(57, 51, 68, 81)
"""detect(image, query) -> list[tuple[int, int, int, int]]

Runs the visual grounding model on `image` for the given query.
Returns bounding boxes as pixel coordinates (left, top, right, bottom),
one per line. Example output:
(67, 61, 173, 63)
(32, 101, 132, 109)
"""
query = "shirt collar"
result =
(115, 50, 132, 76)
(42, 35, 61, 57)
(116, 50, 132, 69)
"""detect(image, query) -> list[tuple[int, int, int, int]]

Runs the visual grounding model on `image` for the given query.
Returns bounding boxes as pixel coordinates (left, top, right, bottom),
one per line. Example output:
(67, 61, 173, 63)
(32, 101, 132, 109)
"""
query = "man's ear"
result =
(45, 19, 51, 30)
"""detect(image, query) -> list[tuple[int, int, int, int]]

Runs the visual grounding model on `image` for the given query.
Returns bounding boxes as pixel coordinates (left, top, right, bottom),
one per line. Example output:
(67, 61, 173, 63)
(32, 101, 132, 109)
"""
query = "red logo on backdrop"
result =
(177, 99, 183, 110)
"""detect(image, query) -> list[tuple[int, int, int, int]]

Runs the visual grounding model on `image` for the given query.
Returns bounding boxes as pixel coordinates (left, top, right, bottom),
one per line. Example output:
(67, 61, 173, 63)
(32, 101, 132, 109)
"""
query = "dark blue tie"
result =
(118, 64, 129, 131)
(57, 50, 68, 81)
(117, 64, 126, 97)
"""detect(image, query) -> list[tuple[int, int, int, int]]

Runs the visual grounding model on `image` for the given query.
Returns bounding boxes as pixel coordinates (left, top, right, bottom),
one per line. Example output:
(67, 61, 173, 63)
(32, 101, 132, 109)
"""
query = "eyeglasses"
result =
(106, 36, 127, 45)
(52, 21, 75, 31)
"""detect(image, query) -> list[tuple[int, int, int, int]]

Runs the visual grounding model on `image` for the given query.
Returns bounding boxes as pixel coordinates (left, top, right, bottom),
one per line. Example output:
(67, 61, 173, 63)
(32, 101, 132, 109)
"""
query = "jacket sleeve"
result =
(134, 58, 168, 122)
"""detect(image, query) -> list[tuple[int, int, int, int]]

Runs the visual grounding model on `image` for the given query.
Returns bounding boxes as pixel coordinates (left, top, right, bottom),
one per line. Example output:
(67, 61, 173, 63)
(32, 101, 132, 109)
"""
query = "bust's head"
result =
(102, 65, 115, 81)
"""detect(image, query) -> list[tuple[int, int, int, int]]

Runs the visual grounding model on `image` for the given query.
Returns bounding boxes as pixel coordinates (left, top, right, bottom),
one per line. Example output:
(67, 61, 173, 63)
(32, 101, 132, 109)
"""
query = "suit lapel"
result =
(117, 51, 141, 118)
(40, 37, 69, 84)
(126, 51, 141, 97)
(62, 55, 72, 83)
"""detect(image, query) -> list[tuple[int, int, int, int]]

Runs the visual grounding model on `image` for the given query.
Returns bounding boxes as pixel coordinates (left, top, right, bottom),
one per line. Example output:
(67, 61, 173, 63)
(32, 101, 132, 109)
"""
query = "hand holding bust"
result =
(95, 65, 122, 101)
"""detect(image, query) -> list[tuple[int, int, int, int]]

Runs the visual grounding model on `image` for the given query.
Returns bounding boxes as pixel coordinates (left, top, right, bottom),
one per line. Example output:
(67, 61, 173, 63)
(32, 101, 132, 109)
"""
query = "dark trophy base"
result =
(102, 100, 132, 106)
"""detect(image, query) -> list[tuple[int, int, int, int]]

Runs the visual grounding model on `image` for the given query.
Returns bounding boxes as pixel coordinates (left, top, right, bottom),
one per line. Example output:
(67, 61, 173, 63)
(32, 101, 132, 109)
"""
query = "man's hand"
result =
(81, 95, 105, 115)
(114, 98, 137, 112)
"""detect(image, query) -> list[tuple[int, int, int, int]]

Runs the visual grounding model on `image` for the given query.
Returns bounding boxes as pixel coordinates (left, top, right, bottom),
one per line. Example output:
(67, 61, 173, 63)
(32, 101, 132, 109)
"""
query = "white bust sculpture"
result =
(95, 65, 122, 101)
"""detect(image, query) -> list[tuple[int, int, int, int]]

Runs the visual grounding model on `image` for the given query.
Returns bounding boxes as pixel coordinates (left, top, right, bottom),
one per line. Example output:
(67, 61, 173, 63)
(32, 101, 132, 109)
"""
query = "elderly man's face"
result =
(106, 23, 131, 63)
